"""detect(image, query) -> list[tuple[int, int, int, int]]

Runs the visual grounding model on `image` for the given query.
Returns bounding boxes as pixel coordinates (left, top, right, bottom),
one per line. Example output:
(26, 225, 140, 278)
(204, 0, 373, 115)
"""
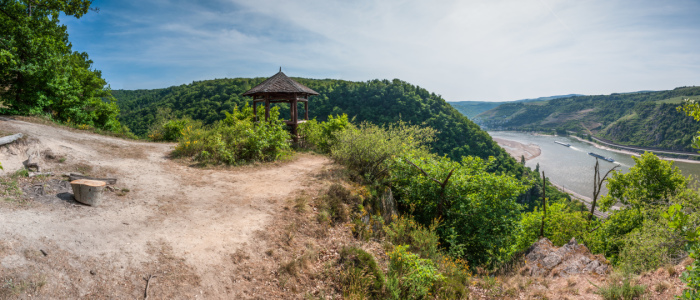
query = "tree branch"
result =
(0, 7, 17, 21)
(441, 168, 455, 190)
(406, 159, 441, 186)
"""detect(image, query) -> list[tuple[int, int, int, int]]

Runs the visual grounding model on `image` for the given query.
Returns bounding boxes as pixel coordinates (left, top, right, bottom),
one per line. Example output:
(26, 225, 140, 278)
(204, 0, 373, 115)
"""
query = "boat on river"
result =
(555, 141, 571, 147)
(588, 152, 614, 162)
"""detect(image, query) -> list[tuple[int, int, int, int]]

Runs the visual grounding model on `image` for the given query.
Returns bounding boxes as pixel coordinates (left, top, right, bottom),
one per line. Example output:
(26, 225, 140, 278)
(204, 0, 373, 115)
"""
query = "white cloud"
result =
(66, 0, 700, 100)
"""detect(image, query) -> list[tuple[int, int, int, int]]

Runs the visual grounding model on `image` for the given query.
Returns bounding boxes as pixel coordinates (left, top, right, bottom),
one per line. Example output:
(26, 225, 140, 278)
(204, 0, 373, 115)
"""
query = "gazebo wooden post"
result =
(304, 100, 308, 120)
(291, 97, 299, 143)
(265, 96, 271, 122)
(253, 98, 258, 122)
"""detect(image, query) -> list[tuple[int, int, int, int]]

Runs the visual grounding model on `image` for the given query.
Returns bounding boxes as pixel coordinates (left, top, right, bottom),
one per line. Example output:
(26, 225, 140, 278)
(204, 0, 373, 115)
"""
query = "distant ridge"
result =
(475, 86, 700, 152)
(449, 94, 583, 119)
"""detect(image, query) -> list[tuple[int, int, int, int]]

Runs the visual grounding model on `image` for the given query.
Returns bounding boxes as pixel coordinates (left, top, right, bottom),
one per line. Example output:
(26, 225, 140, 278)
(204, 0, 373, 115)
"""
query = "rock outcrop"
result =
(521, 237, 609, 277)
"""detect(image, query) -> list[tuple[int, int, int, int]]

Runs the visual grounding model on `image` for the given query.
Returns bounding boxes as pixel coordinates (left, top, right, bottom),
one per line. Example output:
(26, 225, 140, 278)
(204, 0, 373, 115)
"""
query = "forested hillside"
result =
(448, 94, 581, 119)
(113, 77, 523, 174)
(476, 87, 700, 151)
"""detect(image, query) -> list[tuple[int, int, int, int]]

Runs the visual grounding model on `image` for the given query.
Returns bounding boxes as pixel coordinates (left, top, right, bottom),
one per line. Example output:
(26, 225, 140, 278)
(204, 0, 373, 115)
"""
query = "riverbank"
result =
(569, 136, 700, 165)
(549, 182, 611, 219)
(492, 137, 541, 161)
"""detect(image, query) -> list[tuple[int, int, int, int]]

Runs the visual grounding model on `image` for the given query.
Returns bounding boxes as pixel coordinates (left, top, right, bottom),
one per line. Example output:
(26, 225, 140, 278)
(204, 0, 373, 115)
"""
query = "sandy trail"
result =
(0, 117, 331, 298)
(492, 137, 542, 161)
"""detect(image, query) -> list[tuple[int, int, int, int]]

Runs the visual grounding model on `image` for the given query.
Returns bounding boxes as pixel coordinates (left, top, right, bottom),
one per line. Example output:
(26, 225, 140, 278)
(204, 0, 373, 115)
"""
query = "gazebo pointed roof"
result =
(242, 70, 319, 96)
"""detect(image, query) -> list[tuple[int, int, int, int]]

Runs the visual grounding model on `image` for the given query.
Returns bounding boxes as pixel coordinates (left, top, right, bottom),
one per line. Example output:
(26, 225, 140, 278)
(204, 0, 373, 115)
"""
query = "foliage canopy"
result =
(0, 0, 121, 131)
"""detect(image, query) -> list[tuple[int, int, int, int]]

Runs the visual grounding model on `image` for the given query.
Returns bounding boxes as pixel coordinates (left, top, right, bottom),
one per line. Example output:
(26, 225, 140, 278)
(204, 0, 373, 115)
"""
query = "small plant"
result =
(384, 215, 440, 261)
(591, 275, 646, 300)
(654, 281, 669, 293)
(293, 195, 309, 213)
(0, 175, 23, 202)
(666, 264, 678, 277)
(387, 245, 444, 300)
(338, 247, 385, 299)
(12, 168, 29, 178)
(316, 184, 362, 226)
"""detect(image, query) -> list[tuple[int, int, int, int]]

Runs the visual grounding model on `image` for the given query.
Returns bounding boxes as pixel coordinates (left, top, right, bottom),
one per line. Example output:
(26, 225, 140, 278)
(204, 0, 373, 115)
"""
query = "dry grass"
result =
(666, 264, 678, 277)
(293, 194, 309, 213)
(0, 274, 46, 299)
(654, 281, 670, 293)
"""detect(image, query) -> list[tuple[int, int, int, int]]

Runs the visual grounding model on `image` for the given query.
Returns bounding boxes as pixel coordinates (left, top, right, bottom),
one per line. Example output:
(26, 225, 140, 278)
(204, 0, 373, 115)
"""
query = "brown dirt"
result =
(0, 117, 335, 299)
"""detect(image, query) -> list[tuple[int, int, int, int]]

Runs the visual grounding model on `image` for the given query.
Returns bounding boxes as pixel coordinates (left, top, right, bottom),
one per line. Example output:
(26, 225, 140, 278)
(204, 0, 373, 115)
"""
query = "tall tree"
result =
(0, 0, 119, 130)
(599, 152, 687, 211)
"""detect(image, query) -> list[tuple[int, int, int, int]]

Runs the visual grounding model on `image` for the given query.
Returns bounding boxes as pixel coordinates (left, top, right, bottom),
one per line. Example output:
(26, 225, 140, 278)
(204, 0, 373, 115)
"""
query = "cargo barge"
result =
(588, 152, 614, 162)
(555, 141, 571, 147)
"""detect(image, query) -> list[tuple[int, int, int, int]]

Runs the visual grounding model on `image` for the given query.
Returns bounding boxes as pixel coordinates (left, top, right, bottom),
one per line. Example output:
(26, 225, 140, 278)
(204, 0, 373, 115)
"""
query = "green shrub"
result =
(298, 114, 350, 153)
(511, 202, 590, 255)
(390, 152, 528, 266)
(338, 247, 386, 299)
(586, 208, 645, 264)
(433, 254, 471, 299)
(387, 245, 444, 300)
(148, 118, 201, 141)
(664, 204, 700, 298)
(617, 218, 684, 274)
(384, 215, 441, 261)
(331, 121, 436, 184)
(173, 104, 291, 164)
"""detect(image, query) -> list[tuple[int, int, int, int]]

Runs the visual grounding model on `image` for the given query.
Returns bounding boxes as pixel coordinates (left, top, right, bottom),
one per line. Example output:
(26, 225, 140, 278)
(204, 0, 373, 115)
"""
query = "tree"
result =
(678, 98, 700, 151)
(0, 0, 119, 130)
(590, 158, 618, 221)
(599, 152, 687, 211)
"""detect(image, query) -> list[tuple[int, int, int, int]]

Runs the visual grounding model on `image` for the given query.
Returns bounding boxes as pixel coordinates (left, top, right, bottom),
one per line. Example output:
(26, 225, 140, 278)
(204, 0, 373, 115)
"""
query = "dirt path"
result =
(0, 117, 332, 298)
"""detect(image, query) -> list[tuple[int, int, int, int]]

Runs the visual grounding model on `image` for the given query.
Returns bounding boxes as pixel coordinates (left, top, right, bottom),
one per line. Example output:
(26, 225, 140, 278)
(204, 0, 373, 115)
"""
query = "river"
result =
(488, 131, 700, 199)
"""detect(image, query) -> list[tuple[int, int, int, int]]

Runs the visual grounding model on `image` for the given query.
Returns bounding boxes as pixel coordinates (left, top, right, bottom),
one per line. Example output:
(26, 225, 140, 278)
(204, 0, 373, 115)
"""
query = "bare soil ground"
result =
(0, 117, 336, 299)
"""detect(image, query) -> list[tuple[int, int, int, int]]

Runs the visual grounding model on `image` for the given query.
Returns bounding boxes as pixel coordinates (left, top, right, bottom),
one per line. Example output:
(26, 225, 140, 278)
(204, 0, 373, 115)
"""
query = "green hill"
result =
(476, 87, 700, 152)
(113, 77, 524, 175)
(448, 94, 582, 119)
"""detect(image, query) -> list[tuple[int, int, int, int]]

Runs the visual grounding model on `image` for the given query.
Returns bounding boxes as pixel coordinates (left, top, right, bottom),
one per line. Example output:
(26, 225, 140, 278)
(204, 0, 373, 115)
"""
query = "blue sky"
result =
(62, 0, 700, 102)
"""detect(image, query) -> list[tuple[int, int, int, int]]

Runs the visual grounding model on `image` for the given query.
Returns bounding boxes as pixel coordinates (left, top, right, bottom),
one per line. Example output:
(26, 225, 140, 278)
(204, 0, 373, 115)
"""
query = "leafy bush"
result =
(331, 121, 436, 183)
(173, 104, 291, 164)
(586, 208, 645, 264)
(512, 202, 590, 254)
(600, 152, 688, 211)
(617, 218, 685, 274)
(384, 215, 441, 261)
(390, 152, 528, 266)
(148, 118, 201, 141)
(664, 204, 700, 298)
(387, 245, 444, 300)
(298, 114, 350, 152)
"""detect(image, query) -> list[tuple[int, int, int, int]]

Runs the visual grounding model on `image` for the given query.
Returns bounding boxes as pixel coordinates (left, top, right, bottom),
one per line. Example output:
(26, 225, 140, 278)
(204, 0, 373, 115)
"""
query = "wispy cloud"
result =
(63, 0, 700, 101)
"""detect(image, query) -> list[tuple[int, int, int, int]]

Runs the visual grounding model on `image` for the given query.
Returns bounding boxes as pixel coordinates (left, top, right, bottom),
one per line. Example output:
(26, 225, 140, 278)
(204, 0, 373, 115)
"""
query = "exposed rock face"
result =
(521, 237, 609, 277)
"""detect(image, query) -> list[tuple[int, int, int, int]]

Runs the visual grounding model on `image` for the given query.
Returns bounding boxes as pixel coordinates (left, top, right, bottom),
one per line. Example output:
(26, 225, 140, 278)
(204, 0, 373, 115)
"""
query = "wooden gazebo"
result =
(242, 69, 319, 141)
